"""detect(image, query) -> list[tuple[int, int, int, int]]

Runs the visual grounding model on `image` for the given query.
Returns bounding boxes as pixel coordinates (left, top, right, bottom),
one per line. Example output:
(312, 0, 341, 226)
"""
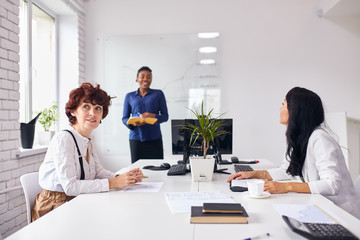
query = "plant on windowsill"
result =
(38, 105, 59, 145)
(182, 101, 228, 181)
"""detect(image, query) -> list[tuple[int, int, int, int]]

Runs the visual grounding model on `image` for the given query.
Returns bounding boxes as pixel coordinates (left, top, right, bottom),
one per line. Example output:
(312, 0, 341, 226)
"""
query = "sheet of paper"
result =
(273, 204, 336, 223)
(120, 182, 164, 192)
(165, 191, 236, 214)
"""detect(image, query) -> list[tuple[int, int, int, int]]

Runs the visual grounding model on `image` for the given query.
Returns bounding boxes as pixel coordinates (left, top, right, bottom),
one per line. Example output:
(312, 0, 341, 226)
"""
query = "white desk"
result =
(7, 158, 360, 240)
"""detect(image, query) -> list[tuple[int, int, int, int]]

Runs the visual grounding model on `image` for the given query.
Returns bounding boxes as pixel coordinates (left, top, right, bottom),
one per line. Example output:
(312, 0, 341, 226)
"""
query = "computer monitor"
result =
(171, 119, 233, 162)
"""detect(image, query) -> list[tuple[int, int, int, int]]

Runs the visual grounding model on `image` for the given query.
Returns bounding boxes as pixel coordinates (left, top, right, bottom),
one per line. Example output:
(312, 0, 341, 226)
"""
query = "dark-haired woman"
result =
(122, 66, 169, 163)
(227, 87, 360, 219)
(32, 82, 143, 221)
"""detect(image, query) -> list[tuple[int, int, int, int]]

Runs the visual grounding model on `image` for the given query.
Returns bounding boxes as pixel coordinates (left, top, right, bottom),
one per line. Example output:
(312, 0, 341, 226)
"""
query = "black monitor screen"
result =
(171, 119, 233, 156)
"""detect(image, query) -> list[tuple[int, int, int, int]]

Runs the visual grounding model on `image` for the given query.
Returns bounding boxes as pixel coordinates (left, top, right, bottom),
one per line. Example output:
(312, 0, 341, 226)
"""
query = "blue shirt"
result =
(122, 88, 169, 141)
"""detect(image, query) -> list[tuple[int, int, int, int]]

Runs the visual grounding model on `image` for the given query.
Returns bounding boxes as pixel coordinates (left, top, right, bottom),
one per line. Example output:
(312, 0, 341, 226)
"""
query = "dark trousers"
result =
(129, 138, 164, 163)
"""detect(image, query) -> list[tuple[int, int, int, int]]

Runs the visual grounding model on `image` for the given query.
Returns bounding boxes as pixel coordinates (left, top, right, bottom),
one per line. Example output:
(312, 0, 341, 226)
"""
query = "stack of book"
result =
(190, 202, 248, 224)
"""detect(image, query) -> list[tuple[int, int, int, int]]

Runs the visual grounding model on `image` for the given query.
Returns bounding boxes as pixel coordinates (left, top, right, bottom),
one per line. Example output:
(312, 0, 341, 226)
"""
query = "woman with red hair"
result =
(32, 82, 143, 221)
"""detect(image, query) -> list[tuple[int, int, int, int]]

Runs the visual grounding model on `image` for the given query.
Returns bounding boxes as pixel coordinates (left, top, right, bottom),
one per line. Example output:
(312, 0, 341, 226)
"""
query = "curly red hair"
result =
(65, 82, 111, 124)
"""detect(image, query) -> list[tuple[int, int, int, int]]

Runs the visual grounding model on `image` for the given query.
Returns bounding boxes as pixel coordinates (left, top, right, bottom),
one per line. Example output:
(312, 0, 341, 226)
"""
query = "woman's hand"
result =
(264, 180, 289, 194)
(109, 168, 143, 189)
(227, 171, 257, 182)
(264, 181, 310, 194)
(131, 168, 144, 183)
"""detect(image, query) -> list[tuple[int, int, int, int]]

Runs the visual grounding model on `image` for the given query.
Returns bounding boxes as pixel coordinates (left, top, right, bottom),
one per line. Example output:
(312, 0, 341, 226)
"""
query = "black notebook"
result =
(202, 203, 243, 213)
(190, 206, 248, 224)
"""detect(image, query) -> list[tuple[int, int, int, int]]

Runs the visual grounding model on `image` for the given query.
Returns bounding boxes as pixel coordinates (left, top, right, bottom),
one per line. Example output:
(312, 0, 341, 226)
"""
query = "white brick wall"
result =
(0, 0, 22, 236)
(0, 0, 86, 238)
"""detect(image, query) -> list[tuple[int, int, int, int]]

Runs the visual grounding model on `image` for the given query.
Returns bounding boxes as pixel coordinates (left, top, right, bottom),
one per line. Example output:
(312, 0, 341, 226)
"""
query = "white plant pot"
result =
(38, 131, 55, 145)
(189, 156, 215, 182)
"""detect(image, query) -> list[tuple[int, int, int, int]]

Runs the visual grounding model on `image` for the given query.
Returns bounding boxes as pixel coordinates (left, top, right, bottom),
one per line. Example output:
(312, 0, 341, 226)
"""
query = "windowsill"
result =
(17, 145, 48, 159)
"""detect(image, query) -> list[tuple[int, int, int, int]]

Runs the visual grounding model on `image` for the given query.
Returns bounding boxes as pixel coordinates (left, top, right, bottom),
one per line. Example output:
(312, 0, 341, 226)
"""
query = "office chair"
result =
(20, 172, 42, 224)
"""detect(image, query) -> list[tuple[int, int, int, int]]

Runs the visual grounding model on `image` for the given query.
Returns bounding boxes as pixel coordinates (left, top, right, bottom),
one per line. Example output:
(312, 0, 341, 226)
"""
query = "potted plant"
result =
(38, 105, 59, 145)
(183, 101, 228, 181)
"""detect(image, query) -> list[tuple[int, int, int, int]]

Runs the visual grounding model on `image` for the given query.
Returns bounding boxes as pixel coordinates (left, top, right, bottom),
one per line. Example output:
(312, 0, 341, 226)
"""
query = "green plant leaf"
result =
(183, 101, 229, 159)
(38, 105, 59, 131)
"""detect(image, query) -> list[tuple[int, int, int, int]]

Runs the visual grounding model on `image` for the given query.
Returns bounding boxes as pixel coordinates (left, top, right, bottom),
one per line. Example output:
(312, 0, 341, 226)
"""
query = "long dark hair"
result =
(285, 87, 324, 176)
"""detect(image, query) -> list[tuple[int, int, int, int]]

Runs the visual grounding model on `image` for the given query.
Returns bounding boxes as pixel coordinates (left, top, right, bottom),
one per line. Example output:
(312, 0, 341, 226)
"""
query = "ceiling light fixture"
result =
(199, 47, 217, 53)
(197, 32, 220, 39)
(200, 59, 216, 65)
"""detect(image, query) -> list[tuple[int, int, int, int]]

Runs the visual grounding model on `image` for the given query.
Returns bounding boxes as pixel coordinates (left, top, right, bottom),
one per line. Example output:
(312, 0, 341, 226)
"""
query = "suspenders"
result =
(63, 130, 85, 180)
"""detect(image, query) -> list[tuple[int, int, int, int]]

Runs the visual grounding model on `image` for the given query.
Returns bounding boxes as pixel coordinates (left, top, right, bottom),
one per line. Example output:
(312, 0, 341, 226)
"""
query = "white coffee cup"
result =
(247, 180, 264, 197)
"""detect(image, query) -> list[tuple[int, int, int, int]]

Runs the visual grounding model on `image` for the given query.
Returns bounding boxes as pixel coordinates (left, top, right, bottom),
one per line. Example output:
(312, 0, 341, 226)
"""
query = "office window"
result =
(19, 0, 56, 123)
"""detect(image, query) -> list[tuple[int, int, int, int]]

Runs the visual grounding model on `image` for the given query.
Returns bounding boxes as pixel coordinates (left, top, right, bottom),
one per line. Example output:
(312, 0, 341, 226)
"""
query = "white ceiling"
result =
(321, 0, 360, 17)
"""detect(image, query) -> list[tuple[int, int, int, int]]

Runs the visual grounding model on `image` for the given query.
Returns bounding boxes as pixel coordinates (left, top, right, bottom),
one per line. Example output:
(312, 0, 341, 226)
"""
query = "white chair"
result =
(20, 172, 42, 224)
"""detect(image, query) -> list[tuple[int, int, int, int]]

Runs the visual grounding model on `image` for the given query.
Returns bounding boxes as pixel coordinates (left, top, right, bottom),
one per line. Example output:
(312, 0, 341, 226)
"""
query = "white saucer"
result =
(245, 191, 271, 199)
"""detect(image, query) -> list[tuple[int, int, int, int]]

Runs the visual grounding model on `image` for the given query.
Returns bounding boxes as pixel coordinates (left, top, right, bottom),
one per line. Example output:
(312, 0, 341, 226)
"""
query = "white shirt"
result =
(39, 127, 116, 196)
(267, 128, 360, 219)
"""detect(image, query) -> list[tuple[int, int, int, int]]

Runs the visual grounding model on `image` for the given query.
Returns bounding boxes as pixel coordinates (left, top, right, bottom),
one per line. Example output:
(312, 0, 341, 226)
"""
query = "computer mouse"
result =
(161, 163, 171, 169)
(143, 165, 155, 169)
(231, 156, 239, 163)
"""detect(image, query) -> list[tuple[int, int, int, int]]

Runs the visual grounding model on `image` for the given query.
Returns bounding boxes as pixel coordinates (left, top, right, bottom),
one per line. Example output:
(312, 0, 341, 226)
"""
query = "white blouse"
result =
(39, 127, 116, 196)
(267, 128, 360, 219)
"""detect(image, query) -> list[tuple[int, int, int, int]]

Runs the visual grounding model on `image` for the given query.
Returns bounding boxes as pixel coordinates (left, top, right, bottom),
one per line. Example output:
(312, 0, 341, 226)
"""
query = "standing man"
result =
(122, 66, 169, 163)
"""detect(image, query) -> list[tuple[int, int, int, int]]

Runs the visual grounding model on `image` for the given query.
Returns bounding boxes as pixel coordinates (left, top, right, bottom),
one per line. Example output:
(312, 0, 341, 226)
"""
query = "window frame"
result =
(20, 0, 59, 123)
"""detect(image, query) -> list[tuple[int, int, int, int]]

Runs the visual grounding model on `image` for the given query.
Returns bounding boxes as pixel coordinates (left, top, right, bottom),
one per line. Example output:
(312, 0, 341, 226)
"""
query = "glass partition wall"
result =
(102, 33, 221, 157)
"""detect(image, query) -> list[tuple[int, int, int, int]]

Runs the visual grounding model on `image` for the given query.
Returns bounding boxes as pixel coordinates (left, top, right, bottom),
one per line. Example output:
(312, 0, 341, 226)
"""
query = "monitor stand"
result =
(181, 153, 230, 174)
(213, 162, 231, 174)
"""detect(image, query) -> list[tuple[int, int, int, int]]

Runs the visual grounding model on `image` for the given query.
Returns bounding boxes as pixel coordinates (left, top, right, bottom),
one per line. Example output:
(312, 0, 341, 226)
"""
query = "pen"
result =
(142, 176, 148, 178)
(243, 233, 270, 240)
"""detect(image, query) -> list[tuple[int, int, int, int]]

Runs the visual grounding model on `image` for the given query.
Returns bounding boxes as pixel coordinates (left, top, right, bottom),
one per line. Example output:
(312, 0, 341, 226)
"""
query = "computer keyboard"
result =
(304, 222, 357, 239)
(234, 164, 254, 172)
(167, 164, 187, 176)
